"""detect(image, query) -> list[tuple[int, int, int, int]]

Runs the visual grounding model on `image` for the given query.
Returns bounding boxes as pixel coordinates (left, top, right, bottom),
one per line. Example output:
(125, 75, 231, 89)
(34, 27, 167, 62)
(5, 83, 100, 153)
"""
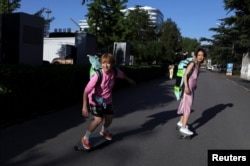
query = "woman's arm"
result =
(183, 62, 195, 94)
(123, 75, 136, 86)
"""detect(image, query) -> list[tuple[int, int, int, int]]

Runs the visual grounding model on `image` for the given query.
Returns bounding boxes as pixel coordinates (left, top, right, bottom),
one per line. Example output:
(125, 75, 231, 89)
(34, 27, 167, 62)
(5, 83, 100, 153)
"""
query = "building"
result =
(121, 6, 164, 33)
(241, 52, 250, 80)
(79, 6, 164, 33)
(1, 12, 44, 66)
(79, 19, 89, 31)
(43, 37, 75, 63)
(43, 32, 96, 65)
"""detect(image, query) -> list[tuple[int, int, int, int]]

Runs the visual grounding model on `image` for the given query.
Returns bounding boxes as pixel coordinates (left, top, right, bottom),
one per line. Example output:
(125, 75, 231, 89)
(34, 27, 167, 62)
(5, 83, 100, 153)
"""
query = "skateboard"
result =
(74, 132, 109, 151)
(177, 132, 192, 139)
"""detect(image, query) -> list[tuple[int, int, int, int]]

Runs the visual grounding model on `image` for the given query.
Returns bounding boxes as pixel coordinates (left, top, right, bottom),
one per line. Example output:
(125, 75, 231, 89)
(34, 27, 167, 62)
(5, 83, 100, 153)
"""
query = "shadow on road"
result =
(0, 78, 175, 165)
(190, 103, 233, 130)
(114, 108, 182, 141)
(113, 109, 197, 141)
(114, 78, 175, 118)
(0, 105, 84, 165)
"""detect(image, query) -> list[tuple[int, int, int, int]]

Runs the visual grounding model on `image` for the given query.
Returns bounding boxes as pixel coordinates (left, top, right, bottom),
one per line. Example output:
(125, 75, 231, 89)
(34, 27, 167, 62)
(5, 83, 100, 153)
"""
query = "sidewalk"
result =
(226, 74, 250, 92)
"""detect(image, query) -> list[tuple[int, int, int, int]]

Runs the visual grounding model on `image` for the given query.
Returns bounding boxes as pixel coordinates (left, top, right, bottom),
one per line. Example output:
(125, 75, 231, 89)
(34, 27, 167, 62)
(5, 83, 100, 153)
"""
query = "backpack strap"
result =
(187, 61, 195, 79)
(95, 69, 103, 87)
(95, 67, 118, 87)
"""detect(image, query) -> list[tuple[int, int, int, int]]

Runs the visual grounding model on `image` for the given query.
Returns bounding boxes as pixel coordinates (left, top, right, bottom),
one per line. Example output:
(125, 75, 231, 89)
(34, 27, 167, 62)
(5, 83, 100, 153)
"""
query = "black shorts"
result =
(89, 104, 114, 117)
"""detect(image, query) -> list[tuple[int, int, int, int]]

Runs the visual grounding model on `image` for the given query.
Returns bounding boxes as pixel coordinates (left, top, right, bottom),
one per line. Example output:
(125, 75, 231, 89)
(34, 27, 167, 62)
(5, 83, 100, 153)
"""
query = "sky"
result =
(16, 0, 233, 40)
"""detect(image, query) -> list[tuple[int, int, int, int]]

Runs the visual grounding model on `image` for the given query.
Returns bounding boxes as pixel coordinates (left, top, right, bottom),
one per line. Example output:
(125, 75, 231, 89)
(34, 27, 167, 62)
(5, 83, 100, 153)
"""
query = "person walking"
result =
(168, 64, 175, 80)
(176, 48, 206, 135)
(81, 53, 136, 149)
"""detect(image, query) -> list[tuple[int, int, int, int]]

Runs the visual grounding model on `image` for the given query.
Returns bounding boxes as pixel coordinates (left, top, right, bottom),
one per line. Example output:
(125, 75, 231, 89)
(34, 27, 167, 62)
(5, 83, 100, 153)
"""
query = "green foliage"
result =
(86, 0, 128, 48)
(33, 7, 55, 26)
(146, 41, 167, 62)
(125, 6, 156, 42)
(206, 0, 250, 65)
(182, 37, 201, 54)
(84, 1, 193, 64)
(82, 0, 87, 5)
(85, 1, 161, 62)
(159, 18, 183, 62)
(0, 0, 20, 14)
(0, 64, 87, 126)
(160, 18, 182, 51)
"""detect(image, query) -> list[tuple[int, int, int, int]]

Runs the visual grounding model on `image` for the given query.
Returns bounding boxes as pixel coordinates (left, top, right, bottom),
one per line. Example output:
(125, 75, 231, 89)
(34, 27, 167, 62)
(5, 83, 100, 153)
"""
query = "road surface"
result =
(1, 69, 250, 166)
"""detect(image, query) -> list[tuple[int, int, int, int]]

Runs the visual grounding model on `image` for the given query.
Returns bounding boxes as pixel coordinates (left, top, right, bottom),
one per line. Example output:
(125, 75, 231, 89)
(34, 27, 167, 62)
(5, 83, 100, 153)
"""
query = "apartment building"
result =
(79, 6, 164, 33)
(121, 6, 164, 31)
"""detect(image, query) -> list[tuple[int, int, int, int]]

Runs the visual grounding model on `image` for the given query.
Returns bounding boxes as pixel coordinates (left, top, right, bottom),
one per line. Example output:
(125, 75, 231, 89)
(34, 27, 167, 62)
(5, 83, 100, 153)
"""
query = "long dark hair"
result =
(195, 48, 207, 64)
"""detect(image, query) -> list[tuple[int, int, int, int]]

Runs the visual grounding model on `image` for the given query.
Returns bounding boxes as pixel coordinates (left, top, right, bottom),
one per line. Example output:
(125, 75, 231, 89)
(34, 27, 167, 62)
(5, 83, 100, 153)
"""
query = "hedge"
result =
(0, 64, 164, 127)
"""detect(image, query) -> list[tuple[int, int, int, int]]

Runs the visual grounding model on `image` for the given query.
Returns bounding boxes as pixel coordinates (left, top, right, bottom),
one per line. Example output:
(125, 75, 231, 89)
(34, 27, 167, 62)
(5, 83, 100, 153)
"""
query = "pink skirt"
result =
(177, 67, 198, 116)
(177, 92, 193, 116)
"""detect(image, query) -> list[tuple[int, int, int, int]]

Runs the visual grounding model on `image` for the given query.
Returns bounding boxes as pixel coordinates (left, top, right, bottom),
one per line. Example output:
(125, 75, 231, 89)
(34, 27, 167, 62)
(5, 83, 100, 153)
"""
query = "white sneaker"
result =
(180, 127, 193, 135)
(177, 121, 188, 129)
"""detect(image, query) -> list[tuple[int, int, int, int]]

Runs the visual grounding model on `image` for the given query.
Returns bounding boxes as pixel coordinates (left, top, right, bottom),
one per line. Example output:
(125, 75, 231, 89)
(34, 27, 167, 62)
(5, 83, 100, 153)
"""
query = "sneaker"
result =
(177, 121, 188, 129)
(99, 130, 112, 140)
(81, 136, 91, 150)
(179, 127, 193, 135)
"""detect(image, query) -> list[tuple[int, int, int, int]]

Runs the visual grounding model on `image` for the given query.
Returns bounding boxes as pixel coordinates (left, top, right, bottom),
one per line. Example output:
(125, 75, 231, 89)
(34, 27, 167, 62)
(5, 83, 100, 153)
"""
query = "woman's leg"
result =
(181, 114, 189, 128)
(82, 116, 103, 149)
(88, 116, 103, 132)
(103, 114, 113, 129)
(99, 114, 113, 140)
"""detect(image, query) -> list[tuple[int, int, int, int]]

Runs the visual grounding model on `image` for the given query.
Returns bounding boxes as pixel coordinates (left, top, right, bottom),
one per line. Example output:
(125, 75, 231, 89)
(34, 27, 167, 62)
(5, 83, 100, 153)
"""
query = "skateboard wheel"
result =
(177, 134, 192, 139)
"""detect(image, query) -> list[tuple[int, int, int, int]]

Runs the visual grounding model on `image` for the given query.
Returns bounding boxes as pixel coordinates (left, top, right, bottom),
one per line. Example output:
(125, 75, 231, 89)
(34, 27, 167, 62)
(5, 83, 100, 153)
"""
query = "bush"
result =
(0, 64, 163, 127)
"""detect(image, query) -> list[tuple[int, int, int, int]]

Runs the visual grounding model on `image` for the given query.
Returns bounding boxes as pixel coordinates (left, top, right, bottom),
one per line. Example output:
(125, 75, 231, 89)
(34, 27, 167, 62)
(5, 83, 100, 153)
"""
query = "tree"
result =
(33, 7, 55, 27)
(197, 0, 250, 64)
(125, 6, 156, 42)
(205, 0, 250, 64)
(223, 0, 250, 51)
(159, 18, 182, 63)
(0, 0, 20, 14)
(81, 0, 90, 5)
(0, 0, 21, 61)
(146, 41, 166, 63)
(181, 37, 200, 55)
(86, 0, 128, 51)
(122, 6, 159, 63)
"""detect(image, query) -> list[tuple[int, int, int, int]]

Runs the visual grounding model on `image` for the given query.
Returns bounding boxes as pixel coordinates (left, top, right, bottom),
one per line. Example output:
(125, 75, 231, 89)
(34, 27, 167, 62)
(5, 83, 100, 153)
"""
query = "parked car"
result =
(207, 65, 212, 70)
(51, 57, 74, 64)
(211, 65, 220, 72)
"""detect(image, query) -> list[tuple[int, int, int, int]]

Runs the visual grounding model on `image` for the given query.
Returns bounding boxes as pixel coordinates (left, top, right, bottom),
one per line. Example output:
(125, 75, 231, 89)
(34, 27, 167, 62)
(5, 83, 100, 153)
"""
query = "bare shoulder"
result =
(187, 61, 195, 69)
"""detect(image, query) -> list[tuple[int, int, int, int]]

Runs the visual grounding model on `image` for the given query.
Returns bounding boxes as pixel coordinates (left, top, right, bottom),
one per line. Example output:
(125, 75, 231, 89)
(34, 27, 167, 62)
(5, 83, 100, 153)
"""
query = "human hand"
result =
(184, 86, 191, 95)
(82, 106, 89, 117)
(128, 78, 136, 86)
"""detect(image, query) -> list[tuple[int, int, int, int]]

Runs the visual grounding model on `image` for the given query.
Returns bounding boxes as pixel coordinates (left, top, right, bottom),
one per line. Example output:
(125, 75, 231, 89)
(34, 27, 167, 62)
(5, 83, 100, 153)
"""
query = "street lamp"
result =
(44, 8, 51, 37)
(44, 8, 51, 20)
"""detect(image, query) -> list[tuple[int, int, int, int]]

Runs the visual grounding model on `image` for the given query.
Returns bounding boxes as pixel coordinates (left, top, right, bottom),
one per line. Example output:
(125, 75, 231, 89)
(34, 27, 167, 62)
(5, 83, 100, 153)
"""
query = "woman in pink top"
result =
(177, 48, 206, 136)
(81, 53, 135, 149)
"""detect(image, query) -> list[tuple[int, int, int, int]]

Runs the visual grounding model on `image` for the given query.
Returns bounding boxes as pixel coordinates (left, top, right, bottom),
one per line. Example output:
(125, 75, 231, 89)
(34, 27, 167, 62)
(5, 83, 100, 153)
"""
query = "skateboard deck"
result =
(177, 132, 192, 139)
(74, 132, 108, 151)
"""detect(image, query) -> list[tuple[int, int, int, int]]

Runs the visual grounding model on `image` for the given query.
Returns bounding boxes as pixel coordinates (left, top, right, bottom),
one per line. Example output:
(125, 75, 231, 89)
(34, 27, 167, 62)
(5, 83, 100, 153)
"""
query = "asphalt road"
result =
(1, 69, 250, 166)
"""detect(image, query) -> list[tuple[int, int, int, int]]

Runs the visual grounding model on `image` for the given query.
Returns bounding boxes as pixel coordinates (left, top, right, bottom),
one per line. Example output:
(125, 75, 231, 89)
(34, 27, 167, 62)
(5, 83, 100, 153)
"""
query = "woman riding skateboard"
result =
(176, 48, 206, 136)
(81, 53, 136, 149)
